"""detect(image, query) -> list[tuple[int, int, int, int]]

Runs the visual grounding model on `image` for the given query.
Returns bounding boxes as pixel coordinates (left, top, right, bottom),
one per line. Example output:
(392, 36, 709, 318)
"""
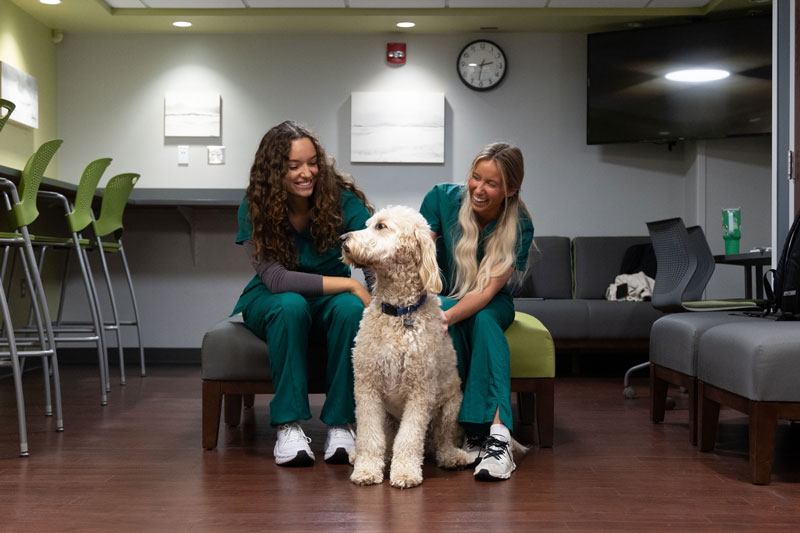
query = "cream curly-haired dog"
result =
(341, 205, 471, 489)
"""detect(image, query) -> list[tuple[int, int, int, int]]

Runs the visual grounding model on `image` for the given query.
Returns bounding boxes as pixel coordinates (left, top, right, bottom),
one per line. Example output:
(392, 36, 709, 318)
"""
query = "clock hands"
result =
(476, 59, 494, 80)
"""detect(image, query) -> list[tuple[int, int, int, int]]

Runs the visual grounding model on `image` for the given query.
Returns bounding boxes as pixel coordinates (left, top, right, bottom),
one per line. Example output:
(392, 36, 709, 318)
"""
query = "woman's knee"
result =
(266, 292, 311, 325)
(328, 292, 365, 325)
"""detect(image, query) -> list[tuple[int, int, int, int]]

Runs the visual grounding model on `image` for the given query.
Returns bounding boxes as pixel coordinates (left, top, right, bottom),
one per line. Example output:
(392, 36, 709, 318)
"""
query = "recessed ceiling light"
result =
(665, 69, 730, 83)
(396, 22, 415, 28)
(39, 0, 61, 5)
(173, 21, 192, 28)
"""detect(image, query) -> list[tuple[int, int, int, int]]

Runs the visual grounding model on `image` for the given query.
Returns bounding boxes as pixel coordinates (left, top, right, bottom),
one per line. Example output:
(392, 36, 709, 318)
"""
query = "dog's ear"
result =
(416, 224, 442, 294)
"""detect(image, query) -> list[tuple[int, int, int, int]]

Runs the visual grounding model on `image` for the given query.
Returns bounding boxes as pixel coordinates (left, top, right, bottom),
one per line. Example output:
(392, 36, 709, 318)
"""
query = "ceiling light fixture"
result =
(172, 21, 192, 28)
(396, 22, 415, 28)
(665, 68, 730, 83)
(39, 0, 61, 5)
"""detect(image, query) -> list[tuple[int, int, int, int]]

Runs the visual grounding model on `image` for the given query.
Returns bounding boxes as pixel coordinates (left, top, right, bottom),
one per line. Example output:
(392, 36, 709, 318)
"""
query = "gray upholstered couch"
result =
(514, 236, 665, 350)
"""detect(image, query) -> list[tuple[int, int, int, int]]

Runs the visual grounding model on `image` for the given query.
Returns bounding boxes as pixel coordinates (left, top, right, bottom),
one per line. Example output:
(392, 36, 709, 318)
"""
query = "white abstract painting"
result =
(351, 92, 444, 163)
(0, 62, 38, 129)
(164, 92, 220, 137)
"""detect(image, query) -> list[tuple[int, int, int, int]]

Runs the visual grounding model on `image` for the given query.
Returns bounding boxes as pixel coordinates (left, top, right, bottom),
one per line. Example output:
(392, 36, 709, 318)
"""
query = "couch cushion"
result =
(513, 298, 589, 340)
(650, 312, 759, 375)
(573, 236, 651, 299)
(697, 321, 800, 402)
(517, 236, 572, 299)
(584, 300, 664, 340)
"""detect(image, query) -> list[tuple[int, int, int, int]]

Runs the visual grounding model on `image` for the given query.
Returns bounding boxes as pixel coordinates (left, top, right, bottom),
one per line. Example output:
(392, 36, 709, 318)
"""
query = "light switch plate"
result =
(177, 145, 189, 165)
(207, 145, 225, 165)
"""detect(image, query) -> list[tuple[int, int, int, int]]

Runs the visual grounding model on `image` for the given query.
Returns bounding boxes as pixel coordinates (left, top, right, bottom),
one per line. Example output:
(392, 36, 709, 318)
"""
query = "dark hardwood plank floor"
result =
(2, 364, 800, 532)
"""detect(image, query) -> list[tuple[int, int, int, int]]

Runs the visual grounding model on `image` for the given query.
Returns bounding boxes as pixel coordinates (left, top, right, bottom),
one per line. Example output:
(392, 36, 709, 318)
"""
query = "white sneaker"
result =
(462, 433, 486, 467)
(324, 424, 355, 464)
(473, 435, 516, 481)
(274, 422, 314, 466)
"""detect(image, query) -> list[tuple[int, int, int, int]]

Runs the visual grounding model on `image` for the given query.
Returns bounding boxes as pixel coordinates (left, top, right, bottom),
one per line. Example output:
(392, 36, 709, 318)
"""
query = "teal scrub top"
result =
(420, 183, 534, 296)
(233, 188, 371, 314)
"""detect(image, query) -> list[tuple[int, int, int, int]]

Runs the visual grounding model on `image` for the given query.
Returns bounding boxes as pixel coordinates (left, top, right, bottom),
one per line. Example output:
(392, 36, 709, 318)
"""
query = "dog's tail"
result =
(510, 436, 529, 455)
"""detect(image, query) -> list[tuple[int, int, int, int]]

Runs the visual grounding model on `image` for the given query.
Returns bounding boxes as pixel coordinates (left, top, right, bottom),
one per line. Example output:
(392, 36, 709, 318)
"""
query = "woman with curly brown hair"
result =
(233, 121, 373, 467)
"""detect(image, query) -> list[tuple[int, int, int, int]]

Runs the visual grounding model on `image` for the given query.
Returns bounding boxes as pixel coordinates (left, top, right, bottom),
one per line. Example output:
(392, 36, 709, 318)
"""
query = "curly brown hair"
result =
(246, 121, 372, 268)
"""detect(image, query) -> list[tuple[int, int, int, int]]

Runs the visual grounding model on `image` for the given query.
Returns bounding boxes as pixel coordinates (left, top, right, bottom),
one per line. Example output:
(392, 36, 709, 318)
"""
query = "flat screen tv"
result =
(587, 15, 771, 146)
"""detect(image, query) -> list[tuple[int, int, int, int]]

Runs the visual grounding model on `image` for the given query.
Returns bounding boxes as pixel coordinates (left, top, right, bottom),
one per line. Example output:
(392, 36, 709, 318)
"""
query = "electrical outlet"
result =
(207, 146, 225, 165)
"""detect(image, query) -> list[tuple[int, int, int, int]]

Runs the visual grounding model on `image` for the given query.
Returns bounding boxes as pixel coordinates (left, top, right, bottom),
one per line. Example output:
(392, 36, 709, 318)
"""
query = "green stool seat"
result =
(507, 311, 555, 447)
(507, 311, 556, 379)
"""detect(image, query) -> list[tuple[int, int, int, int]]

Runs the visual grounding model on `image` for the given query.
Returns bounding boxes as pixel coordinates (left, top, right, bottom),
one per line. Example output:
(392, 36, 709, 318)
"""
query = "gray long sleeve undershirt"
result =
(243, 240, 374, 295)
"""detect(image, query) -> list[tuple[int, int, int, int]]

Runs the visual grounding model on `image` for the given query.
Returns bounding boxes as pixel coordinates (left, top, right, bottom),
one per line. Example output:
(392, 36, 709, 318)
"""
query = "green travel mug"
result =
(722, 207, 741, 254)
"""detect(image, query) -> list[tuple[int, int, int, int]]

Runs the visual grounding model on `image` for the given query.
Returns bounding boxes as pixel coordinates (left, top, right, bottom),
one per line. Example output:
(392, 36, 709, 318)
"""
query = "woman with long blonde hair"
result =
(233, 121, 373, 467)
(420, 142, 533, 481)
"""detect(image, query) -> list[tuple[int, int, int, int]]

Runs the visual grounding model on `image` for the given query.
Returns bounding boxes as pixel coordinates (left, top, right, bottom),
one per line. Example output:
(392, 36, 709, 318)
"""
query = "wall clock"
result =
(456, 40, 507, 91)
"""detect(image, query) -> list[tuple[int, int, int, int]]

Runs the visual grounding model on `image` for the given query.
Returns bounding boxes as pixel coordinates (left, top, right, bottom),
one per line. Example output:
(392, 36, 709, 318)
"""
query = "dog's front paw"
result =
(351, 460, 384, 486)
(436, 447, 472, 470)
(389, 465, 423, 489)
(351, 468, 384, 486)
(348, 449, 356, 465)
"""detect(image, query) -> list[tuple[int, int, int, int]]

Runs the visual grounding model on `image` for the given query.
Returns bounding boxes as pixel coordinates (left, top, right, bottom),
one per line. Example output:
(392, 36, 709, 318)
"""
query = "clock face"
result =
(457, 40, 507, 91)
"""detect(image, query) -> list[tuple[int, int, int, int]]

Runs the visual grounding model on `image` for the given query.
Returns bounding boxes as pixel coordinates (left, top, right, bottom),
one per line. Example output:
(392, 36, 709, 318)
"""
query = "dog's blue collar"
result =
(381, 293, 427, 317)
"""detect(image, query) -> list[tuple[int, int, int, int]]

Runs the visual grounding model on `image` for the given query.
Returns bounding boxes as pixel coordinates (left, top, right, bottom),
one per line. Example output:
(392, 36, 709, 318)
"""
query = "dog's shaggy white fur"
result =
(341, 205, 471, 489)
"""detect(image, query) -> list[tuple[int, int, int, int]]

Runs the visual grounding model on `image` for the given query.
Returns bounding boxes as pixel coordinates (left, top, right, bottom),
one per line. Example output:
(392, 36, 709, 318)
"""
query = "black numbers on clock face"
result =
(458, 40, 505, 90)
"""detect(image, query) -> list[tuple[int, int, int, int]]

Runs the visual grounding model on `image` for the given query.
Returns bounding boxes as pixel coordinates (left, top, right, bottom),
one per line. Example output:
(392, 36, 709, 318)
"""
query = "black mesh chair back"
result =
(646, 217, 697, 313)
(685, 225, 715, 301)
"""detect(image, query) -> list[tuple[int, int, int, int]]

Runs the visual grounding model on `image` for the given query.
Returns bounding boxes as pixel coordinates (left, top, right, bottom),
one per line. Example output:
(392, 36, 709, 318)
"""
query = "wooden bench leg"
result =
(697, 381, 720, 452)
(225, 394, 243, 427)
(650, 364, 667, 424)
(688, 378, 698, 446)
(202, 380, 223, 450)
(536, 378, 554, 448)
(750, 402, 778, 485)
(516, 391, 536, 445)
(243, 394, 255, 408)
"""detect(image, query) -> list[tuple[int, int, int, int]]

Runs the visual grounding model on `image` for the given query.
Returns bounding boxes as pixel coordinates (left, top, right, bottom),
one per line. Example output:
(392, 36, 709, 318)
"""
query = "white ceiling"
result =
(11, 0, 767, 34)
(104, 0, 714, 8)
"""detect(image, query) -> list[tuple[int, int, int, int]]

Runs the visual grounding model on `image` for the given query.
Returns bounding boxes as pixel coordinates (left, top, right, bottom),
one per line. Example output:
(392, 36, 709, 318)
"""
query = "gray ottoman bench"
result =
(201, 315, 327, 450)
(649, 312, 761, 444)
(696, 320, 800, 484)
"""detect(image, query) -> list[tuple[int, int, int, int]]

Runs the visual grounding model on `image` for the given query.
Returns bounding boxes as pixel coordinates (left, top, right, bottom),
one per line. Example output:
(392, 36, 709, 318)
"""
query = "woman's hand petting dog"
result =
(349, 278, 371, 308)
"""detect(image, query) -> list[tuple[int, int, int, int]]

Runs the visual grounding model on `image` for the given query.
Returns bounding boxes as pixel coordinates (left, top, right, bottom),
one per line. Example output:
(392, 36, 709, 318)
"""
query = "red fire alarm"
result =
(387, 42, 406, 64)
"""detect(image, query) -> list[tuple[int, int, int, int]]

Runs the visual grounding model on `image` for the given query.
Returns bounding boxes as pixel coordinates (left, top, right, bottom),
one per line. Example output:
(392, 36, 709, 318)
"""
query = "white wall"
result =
(53, 31, 770, 348)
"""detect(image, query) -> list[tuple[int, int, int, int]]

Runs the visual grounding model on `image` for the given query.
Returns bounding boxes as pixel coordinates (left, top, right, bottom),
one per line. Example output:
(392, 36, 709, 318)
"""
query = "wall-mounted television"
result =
(587, 15, 771, 146)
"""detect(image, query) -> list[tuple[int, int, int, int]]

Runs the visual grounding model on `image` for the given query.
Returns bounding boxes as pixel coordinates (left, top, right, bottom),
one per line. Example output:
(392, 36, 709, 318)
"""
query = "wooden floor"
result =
(2, 364, 800, 532)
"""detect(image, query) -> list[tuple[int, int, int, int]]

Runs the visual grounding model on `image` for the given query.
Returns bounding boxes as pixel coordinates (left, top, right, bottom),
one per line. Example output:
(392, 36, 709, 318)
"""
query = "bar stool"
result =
(26, 158, 113, 404)
(0, 138, 65, 456)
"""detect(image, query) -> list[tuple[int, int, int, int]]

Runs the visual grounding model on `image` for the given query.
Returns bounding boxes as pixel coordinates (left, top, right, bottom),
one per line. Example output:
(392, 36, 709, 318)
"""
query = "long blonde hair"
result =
(450, 143, 529, 299)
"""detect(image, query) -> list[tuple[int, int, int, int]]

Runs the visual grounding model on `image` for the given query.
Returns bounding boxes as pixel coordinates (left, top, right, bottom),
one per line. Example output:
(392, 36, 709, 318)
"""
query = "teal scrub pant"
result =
(440, 293, 515, 436)
(241, 291, 364, 427)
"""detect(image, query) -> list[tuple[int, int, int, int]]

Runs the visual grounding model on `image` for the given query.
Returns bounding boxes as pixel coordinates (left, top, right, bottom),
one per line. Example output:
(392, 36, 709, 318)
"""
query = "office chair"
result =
(624, 217, 760, 444)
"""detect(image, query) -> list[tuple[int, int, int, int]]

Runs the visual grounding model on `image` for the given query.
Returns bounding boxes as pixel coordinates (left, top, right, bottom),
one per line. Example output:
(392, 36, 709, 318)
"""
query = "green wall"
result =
(0, 0, 58, 175)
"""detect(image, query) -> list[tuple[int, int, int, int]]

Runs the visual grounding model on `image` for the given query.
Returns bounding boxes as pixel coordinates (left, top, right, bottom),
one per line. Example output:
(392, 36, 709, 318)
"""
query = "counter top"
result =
(0, 164, 243, 207)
